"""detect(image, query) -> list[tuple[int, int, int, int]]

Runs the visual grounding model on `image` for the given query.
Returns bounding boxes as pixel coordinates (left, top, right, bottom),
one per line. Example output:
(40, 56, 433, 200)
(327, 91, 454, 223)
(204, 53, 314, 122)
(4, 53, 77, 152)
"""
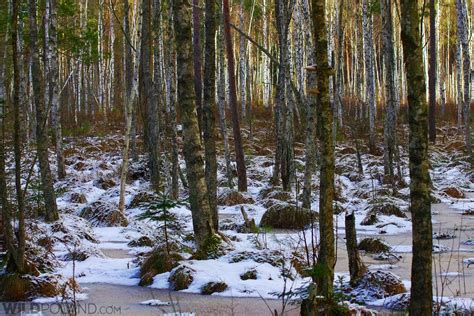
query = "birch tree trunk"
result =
(456, 0, 472, 166)
(118, 0, 136, 214)
(239, 0, 247, 119)
(192, 0, 203, 135)
(48, 0, 66, 179)
(428, 0, 437, 143)
(29, 0, 59, 223)
(203, 0, 219, 230)
(302, 0, 336, 311)
(400, 0, 433, 313)
(174, 0, 217, 254)
(217, 19, 234, 189)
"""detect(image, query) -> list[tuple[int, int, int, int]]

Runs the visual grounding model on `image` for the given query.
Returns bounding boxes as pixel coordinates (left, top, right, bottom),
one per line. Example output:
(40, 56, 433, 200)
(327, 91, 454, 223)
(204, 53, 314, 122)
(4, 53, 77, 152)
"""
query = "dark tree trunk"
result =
(203, 0, 218, 230)
(29, 0, 59, 223)
(345, 211, 367, 285)
(11, 0, 27, 273)
(223, 0, 247, 192)
(400, 0, 433, 314)
(140, 0, 161, 192)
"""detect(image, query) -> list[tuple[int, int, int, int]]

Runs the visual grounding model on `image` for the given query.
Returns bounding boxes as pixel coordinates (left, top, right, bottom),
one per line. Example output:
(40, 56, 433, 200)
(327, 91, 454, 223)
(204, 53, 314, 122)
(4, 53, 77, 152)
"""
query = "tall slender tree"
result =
(400, 0, 433, 314)
(302, 0, 335, 312)
(223, 0, 247, 192)
(428, 0, 437, 143)
(11, 0, 27, 273)
(29, 0, 59, 222)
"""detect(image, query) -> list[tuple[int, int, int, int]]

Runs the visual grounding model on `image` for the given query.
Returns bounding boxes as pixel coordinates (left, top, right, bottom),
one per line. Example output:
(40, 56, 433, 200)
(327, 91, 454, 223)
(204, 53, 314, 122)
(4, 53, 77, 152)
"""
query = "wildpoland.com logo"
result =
(1, 302, 123, 315)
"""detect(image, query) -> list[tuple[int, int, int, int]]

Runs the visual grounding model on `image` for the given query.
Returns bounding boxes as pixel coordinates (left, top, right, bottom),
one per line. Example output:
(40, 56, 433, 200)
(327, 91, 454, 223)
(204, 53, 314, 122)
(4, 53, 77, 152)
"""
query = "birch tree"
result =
(400, 0, 433, 313)
(174, 0, 218, 254)
(30, 0, 59, 222)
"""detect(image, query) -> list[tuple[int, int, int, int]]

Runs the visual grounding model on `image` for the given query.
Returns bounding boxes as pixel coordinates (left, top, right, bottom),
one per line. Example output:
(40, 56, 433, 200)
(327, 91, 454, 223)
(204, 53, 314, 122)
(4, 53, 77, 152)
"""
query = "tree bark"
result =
(29, 0, 59, 222)
(381, 0, 397, 189)
(345, 211, 367, 285)
(400, 0, 433, 314)
(456, 0, 472, 166)
(140, 0, 161, 192)
(174, 0, 216, 253)
(11, 0, 27, 273)
(223, 0, 248, 192)
(304, 0, 336, 308)
(362, 0, 376, 153)
(428, 0, 436, 143)
(192, 0, 203, 135)
(203, 0, 219, 230)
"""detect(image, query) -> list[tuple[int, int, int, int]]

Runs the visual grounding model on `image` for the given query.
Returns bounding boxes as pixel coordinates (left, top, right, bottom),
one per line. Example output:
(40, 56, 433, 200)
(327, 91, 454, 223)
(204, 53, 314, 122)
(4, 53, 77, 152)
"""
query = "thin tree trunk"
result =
(362, 0, 376, 153)
(11, 0, 27, 273)
(382, 0, 397, 189)
(140, 0, 161, 192)
(223, 0, 248, 192)
(30, 0, 59, 223)
(400, 0, 433, 313)
(48, 0, 66, 179)
(217, 19, 234, 189)
(428, 0, 436, 143)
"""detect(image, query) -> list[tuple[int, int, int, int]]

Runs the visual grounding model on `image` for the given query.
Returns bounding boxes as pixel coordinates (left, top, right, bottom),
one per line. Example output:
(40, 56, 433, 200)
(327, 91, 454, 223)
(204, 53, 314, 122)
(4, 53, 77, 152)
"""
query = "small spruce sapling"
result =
(136, 194, 187, 255)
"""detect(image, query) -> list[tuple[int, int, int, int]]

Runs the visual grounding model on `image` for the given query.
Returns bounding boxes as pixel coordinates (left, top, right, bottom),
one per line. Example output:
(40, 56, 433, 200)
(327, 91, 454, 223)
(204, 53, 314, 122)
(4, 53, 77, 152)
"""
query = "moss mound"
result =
(260, 203, 317, 229)
(358, 238, 390, 253)
(217, 189, 255, 206)
(201, 281, 228, 295)
(240, 269, 257, 280)
(168, 265, 195, 290)
(80, 202, 128, 227)
(139, 249, 183, 286)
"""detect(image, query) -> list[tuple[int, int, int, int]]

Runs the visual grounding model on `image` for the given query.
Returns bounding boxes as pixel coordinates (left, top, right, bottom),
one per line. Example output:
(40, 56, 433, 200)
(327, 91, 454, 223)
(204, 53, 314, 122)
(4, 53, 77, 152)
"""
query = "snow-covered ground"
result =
(7, 127, 474, 314)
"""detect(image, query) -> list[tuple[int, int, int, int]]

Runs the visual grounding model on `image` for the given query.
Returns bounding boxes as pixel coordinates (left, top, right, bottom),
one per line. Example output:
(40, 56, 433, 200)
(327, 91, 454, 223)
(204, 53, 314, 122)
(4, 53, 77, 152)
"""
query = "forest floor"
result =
(2, 121, 474, 315)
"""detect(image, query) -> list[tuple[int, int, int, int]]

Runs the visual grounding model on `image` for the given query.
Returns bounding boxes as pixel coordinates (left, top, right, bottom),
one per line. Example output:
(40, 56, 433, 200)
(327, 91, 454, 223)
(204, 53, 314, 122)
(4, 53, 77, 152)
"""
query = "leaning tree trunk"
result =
(174, 0, 217, 255)
(29, 0, 59, 223)
(223, 0, 248, 192)
(400, 0, 433, 314)
(203, 0, 219, 231)
(118, 0, 139, 214)
(302, 1, 335, 313)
